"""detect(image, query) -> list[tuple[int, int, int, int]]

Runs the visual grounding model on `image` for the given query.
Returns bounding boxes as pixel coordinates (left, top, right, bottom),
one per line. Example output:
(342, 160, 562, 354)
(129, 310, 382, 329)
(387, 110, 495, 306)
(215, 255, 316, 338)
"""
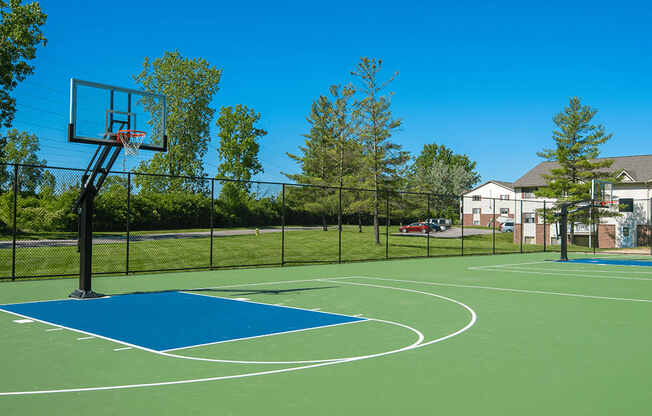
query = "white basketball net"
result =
(117, 130, 145, 170)
(117, 131, 145, 156)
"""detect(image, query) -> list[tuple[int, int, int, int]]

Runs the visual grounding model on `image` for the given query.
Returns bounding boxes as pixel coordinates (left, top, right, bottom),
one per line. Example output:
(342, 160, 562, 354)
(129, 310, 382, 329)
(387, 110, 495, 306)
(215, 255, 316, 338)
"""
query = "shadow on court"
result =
(114, 286, 339, 297)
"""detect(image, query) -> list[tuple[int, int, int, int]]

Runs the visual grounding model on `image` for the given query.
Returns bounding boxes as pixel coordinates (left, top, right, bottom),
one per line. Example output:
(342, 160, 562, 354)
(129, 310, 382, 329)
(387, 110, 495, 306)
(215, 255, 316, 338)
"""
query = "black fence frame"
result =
(0, 163, 556, 281)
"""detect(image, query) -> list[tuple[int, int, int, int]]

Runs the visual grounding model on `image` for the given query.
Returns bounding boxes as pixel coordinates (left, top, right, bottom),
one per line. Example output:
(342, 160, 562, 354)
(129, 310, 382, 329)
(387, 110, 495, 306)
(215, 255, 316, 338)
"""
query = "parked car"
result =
(399, 222, 438, 234)
(425, 218, 450, 231)
(435, 218, 451, 231)
(501, 221, 514, 232)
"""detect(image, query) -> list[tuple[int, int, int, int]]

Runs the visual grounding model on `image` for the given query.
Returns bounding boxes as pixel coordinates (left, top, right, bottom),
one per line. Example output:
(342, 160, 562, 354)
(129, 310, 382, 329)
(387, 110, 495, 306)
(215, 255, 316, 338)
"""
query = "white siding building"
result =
(462, 181, 516, 227)
(512, 155, 652, 248)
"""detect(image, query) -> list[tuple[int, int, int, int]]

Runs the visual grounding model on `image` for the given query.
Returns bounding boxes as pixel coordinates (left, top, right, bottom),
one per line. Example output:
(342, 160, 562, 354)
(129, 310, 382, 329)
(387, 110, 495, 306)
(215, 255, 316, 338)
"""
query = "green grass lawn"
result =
(0, 226, 588, 279)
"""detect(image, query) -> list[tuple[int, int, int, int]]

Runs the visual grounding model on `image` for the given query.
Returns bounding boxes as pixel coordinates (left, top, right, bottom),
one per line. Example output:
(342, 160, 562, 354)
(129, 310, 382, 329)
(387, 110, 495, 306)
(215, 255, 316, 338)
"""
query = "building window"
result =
(521, 188, 537, 199)
(472, 208, 481, 214)
(500, 195, 510, 200)
(472, 195, 481, 201)
(619, 198, 633, 213)
(500, 208, 509, 215)
(473, 220, 480, 225)
(524, 213, 536, 223)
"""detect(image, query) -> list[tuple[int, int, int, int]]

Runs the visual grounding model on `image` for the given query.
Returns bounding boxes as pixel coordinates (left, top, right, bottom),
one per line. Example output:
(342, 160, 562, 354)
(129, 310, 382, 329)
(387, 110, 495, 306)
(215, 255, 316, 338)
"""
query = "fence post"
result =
(125, 172, 131, 275)
(338, 187, 342, 264)
(520, 200, 523, 254)
(592, 204, 596, 255)
(281, 184, 285, 266)
(385, 194, 389, 260)
(492, 198, 496, 255)
(649, 198, 652, 256)
(543, 201, 547, 253)
(11, 164, 18, 280)
(460, 197, 464, 256)
(210, 179, 214, 268)
(426, 194, 430, 257)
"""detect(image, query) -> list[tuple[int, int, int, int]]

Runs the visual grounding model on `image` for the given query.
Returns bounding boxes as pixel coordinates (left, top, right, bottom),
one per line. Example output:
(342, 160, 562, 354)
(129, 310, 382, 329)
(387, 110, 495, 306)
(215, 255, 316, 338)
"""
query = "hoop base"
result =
(69, 289, 105, 299)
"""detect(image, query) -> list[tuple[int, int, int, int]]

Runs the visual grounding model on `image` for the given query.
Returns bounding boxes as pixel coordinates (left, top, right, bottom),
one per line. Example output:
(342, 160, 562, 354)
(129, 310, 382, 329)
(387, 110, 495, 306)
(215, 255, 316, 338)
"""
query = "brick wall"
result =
(597, 224, 615, 248)
(463, 213, 514, 227)
(536, 224, 546, 245)
(514, 224, 522, 244)
(637, 225, 651, 247)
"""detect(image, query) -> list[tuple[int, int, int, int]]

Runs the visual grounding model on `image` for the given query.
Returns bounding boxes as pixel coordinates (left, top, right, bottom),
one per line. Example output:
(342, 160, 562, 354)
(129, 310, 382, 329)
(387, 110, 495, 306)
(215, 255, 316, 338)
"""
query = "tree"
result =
(327, 84, 358, 188)
(215, 104, 267, 219)
(536, 97, 615, 241)
(1, 128, 46, 193)
(418, 160, 478, 218)
(216, 104, 266, 184)
(409, 143, 480, 217)
(411, 143, 480, 188)
(133, 50, 222, 190)
(285, 95, 338, 230)
(0, 0, 47, 128)
(286, 96, 336, 185)
(351, 57, 409, 244)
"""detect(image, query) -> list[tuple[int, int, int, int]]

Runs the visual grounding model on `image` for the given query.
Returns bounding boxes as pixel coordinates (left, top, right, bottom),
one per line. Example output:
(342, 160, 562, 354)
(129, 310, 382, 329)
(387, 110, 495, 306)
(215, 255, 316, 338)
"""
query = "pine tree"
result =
(536, 97, 615, 241)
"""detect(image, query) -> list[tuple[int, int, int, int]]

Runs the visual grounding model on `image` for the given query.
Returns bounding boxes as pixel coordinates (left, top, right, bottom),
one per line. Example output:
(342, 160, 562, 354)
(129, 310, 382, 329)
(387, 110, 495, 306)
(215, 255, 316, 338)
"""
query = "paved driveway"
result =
(392, 227, 495, 239)
(0, 227, 322, 249)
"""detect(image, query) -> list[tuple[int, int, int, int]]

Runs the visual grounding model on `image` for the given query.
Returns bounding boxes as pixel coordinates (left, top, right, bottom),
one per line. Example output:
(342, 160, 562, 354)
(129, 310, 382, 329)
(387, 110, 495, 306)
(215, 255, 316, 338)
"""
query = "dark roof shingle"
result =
(513, 154, 652, 187)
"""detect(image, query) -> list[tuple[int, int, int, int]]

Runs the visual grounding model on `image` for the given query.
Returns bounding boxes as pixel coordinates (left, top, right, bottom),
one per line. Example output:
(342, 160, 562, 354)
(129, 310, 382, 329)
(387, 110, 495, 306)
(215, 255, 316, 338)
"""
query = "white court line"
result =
(160, 318, 422, 364)
(470, 264, 652, 275)
(45, 328, 63, 332)
(114, 347, 132, 351)
(468, 261, 550, 269)
(0, 287, 373, 364)
(0, 277, 352, 361)
(77, 336, 94, 340)
(13, 319, 33, 323)
(179, 291, 360, 320)
(0, 276, 477, 395)
(0, 308, 165, 355)
(161, 319, 368, 354)
(471, 267, 652, 282)
(331, 276, 652, 304)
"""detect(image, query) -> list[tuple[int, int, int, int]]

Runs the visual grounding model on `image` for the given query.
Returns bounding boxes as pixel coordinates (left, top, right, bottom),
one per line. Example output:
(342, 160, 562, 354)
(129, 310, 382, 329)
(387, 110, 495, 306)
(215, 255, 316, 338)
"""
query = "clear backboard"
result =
(68, 79, 167, 152)
(591, 179, 614, 207)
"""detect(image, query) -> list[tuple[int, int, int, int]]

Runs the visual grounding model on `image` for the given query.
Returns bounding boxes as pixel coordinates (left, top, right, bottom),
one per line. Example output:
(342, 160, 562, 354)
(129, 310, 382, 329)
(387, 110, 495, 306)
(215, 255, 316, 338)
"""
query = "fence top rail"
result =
(1, 162, 612, 204)
(0, 162, 463, 199)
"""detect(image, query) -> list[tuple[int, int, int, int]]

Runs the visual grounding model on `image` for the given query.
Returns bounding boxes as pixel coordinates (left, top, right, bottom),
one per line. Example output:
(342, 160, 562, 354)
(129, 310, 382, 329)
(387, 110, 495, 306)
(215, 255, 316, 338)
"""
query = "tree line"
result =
(0, 2, 481, 236)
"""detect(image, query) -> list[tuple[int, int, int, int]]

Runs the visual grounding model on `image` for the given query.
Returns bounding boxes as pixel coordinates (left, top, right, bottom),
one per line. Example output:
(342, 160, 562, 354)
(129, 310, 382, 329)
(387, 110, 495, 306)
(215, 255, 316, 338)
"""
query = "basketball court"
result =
(1, 251, 651, 414)
(1, 80, 649, 414)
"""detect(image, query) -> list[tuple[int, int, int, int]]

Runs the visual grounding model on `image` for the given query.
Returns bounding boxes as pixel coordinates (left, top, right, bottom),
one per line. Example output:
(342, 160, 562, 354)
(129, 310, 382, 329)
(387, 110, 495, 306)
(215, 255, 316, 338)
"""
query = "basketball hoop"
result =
(597, 200, 617, 208)
(116, 130, 146, 156)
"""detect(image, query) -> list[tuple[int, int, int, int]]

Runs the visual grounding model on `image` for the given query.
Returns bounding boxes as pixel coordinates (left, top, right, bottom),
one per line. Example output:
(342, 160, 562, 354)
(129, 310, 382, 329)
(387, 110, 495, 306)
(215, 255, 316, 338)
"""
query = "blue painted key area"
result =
(564, 258, 652, 267)
(0, 291, 365, 351)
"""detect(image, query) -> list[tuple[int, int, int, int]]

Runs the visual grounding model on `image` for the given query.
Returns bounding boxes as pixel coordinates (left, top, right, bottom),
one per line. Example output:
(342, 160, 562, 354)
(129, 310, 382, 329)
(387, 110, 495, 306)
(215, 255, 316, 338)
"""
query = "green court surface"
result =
(1, 252, 651, 415)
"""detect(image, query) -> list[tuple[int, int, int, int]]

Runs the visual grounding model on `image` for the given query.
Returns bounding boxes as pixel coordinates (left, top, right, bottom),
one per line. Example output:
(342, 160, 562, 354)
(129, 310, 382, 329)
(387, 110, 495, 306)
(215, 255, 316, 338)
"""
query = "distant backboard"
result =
(68, 79, 167, 152)
(591, 179, 614, 207)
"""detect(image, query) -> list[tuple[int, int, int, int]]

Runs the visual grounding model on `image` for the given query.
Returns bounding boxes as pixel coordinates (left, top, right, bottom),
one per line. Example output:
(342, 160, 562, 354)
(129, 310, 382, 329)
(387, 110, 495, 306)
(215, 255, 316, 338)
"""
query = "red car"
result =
(399, 222, 435, 234)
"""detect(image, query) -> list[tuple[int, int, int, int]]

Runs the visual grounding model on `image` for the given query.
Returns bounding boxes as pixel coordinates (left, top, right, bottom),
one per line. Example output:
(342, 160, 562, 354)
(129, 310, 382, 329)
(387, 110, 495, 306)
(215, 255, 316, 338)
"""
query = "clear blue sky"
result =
(6, 0, 652, 183)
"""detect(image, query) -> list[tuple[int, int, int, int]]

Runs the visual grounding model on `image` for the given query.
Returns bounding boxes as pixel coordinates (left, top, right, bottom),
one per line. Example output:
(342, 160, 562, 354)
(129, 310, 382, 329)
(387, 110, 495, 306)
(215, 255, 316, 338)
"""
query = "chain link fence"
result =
(6, 163, 640, 280)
